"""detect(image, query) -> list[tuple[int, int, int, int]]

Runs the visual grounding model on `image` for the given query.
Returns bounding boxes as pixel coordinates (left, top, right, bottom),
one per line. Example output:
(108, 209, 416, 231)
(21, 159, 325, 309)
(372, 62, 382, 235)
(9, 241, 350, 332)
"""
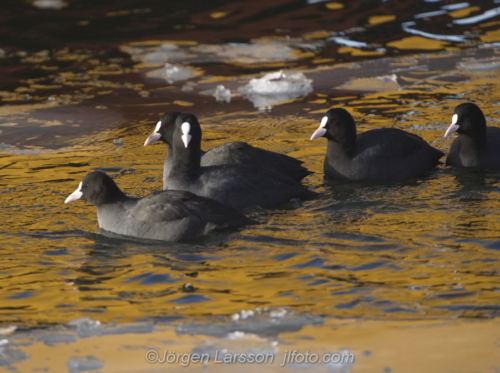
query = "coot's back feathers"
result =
(201, 141, 312, 181)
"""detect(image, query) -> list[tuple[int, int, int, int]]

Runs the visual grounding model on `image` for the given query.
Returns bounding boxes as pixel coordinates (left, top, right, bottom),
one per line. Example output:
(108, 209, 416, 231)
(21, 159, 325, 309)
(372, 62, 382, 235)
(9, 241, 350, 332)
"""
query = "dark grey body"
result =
(166, 163, 316, 210)
(167, 113, 317, 210)
(67, 171, 255, 243)
(163, 142, 311, 188)
(446, 127, 500, 169)
(200, 141, 311, 180)
(95, 190, 254, 242)
(323, 128, 444, 180)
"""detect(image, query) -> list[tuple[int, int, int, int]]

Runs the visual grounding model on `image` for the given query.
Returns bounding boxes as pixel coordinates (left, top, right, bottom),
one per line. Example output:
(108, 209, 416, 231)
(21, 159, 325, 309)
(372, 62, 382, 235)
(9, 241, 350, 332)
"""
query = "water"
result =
(1, 0, 500, 371)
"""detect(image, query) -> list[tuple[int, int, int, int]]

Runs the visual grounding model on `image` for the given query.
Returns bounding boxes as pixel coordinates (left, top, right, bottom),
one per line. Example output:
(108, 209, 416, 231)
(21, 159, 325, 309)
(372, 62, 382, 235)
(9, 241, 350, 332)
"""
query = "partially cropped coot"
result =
(64, 171, 255, 242)
(144, 111, 312, 189)
(444, 103, 500, 169)
(310, 108, 444, 180)
(163, 113, 317, 210)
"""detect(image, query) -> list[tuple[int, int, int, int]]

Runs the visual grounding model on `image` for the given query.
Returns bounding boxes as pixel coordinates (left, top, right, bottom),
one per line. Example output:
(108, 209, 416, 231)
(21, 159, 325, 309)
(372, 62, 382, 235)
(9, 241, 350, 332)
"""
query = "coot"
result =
(165, 113, 317, 209)
(310, 108, 444, 180)
(144, 111, 312, 188)
(65, 171, 256, 242)
(445, 103, 500, 169)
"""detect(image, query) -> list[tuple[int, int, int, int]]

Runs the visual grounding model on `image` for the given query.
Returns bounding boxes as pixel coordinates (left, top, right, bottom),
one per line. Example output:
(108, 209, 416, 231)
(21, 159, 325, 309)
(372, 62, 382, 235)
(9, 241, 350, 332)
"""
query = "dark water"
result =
(1, 1, 500, 371)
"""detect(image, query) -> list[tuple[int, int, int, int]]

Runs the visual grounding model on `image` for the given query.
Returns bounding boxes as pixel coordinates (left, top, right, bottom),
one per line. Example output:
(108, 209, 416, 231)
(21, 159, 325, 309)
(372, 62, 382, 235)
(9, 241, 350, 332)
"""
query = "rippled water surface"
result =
(1, 0, 500, 371)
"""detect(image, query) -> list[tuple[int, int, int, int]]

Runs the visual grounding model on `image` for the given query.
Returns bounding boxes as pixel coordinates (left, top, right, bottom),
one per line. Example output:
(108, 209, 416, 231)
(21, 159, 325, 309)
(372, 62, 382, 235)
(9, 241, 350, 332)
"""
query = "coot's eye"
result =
(86, 184, 91, 188)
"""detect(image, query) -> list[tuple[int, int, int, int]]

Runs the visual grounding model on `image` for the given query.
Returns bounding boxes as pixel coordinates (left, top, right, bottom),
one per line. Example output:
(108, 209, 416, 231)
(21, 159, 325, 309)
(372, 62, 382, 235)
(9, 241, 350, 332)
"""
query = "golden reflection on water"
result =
(1, 48, 500, 328)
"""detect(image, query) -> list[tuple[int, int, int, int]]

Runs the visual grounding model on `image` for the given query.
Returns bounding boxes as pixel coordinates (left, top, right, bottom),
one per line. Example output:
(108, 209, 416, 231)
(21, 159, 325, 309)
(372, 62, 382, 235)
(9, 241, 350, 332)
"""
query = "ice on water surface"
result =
(123, 39, 321, 65)
(145, 63, 196, 83)
(239, 70, 313, 111)
(214, 85, 231, 103)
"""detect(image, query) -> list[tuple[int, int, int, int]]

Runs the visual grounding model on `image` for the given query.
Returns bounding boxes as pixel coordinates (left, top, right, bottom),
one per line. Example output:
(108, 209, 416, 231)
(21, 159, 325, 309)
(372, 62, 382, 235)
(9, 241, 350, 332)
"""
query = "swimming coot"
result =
(144, 111, 312, 188)
(64, 171, 256, 242)
(164, 113, 317, 210)
(310, 108, 444, 180)
(445, 103, 500, 169)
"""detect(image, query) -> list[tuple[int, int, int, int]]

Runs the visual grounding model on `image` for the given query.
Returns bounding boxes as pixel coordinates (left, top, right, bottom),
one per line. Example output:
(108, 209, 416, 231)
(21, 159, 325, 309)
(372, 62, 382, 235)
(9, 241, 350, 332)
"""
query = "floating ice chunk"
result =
(240, 70, 312, 95)
(124, 39, 323, 67)
(67, 317, 153, 338)
(178, 311, 323, 337)
(146, 63, 195, 83)
(35, 333, 77, 345)
(67, 356, 104, 372)
(194, 41, 297, 65)
(0, 344, 29, 366)
(0, 325, 16, 336)
(239, 70, 312, 111)
(33, 0, 65, 9)
(140, 47, 185, 63)
(227, 331, 246, 340)
(164, 63, 194, 83)
(67, 317, 103, 338)
(214, 85, 231, 103)
(270, 308, 287, 318)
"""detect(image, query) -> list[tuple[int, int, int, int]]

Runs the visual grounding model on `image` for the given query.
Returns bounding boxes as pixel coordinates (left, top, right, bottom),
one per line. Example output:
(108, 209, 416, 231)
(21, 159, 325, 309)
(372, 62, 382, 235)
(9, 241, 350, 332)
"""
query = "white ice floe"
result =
(239, 70, 313, 111)
(67, 356, 104, 372)
(214, 85, 231, 103)
(139, 43, 185, 64)
(0, 326, 17, 336)
(194, 41, 296, 64)
(123, 39, 323, 66)
(164, 63, 194, 83)
(146, 63, 195, 83)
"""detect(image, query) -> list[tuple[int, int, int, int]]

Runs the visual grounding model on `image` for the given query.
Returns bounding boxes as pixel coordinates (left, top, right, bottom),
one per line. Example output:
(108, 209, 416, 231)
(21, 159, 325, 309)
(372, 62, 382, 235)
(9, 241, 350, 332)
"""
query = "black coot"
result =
(65, 171, 255, 242)
(310, 108, 444, 180)
(164, 113, 317, 210)
(144, 111, 312, 188)
(444, 103, 500, 169)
